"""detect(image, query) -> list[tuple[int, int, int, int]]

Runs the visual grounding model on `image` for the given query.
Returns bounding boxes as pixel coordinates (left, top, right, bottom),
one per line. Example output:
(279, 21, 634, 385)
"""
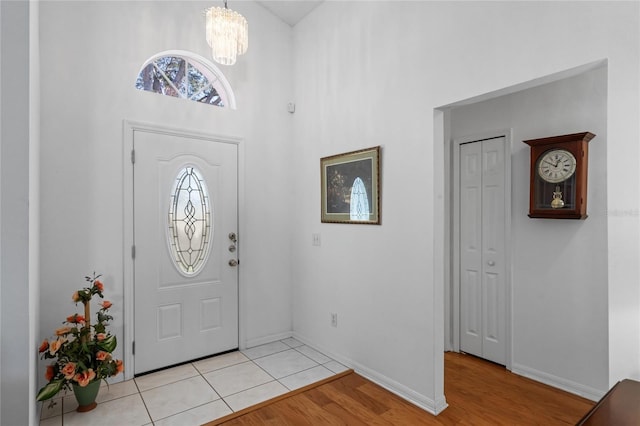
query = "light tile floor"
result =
(39, 338, 348, 426)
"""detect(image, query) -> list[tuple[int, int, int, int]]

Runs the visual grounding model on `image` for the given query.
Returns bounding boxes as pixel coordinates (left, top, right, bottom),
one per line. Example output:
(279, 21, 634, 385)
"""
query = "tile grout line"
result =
(141, 367, 226, 424)
(250, 349, 317, 384)
(41, 339, 344, 425)
(132, 374, 155, 425)
(193, 358, 235, 418)
(215, 356, 283, 411)
(135, 374, 199, 393)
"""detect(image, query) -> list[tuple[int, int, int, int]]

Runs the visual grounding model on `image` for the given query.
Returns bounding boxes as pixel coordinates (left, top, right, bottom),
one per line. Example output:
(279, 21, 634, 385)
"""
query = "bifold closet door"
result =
(459, 137, 506, 365)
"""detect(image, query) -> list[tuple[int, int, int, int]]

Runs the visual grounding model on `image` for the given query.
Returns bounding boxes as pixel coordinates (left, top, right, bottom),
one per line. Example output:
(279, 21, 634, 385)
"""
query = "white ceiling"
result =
(256, 1, 323, 26)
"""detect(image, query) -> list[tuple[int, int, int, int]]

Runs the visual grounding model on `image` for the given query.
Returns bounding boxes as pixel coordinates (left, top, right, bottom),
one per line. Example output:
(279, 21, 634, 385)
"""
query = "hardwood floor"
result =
(205, 352, 595, 425)
(442, 352, 593, 425)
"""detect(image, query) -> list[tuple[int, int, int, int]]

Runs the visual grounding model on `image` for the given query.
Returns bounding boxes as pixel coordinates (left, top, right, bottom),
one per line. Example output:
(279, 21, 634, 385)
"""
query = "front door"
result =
(133, 129, 238, 374)
(459, 136, 507, 365)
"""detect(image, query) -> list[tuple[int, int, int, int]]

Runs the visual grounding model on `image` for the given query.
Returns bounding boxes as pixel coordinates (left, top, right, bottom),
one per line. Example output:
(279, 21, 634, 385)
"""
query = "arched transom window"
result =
(135, 50, 236, 109)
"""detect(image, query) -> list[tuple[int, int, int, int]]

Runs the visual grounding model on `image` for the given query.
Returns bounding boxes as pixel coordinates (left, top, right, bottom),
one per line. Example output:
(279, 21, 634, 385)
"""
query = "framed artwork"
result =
(320, 146, 381, 224)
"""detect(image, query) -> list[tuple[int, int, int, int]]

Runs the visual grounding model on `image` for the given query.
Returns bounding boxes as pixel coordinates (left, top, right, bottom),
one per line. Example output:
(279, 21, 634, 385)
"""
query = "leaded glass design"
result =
(168, 167, 212, 275)
(350, 177, 370, 220)
(136, 53, 232, 107)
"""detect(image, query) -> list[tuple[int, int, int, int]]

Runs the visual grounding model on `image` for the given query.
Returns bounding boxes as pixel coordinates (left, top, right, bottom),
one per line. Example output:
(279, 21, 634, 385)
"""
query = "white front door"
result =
(133, 129, 238, 374)
(459, 136, 507, 365)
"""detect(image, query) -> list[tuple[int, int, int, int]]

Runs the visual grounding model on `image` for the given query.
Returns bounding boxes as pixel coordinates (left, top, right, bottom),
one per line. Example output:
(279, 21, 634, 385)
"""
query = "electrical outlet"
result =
(312, 233, 321, 246)
(331, 313, 337, 327)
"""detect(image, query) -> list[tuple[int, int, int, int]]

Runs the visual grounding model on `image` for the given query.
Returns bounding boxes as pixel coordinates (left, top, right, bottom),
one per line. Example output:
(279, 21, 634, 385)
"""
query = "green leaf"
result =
(36, 380, 64, 401)
(98, 335, 117, 353)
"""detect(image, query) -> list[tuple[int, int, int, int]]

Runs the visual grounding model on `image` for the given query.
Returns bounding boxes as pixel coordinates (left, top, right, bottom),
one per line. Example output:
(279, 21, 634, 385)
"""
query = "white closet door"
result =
(460, 137, 506, 365)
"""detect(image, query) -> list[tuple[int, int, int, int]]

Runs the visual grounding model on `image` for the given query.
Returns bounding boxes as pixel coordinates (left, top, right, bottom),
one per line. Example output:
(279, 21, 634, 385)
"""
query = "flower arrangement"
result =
(36, 273, 123, 402)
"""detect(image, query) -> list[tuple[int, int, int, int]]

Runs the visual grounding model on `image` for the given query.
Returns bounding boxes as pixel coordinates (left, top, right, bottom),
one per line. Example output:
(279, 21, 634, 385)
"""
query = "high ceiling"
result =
(256, 0, 323, 26)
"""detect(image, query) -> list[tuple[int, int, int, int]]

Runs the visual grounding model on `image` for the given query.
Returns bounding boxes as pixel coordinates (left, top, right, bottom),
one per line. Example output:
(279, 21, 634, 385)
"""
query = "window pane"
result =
(135, 52, 230, 108)
(167, 167, 213, 275)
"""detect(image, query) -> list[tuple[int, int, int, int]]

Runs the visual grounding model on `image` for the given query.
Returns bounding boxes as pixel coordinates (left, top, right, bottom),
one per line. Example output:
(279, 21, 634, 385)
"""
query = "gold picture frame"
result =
(320, 146, 381, 224)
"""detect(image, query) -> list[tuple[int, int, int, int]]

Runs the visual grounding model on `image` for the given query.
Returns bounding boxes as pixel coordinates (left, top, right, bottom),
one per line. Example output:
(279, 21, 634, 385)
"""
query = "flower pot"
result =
(72, 380, 100, 412)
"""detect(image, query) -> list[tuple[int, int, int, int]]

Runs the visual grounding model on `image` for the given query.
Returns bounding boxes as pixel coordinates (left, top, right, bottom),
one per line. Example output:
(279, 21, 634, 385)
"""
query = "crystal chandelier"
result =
(205, 0, 248, 66)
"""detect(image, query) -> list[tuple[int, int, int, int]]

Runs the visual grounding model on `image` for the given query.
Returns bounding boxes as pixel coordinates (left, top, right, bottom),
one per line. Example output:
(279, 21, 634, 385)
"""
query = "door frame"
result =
(449, 129, 513, 370)
(122, 120, 244, 380)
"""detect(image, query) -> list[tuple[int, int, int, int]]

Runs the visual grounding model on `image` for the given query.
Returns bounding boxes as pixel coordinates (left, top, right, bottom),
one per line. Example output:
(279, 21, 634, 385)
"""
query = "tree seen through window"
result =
(135, 52, 234, 108)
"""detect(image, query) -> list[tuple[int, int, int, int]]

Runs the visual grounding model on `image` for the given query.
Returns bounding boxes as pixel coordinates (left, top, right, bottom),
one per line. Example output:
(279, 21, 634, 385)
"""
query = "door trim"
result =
(122, 120, 244, 380)
(450, 129, 513, 370)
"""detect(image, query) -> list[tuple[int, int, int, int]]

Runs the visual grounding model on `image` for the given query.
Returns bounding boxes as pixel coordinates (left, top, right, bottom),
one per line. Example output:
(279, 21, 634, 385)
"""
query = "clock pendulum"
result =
(551, 185, 564, 209)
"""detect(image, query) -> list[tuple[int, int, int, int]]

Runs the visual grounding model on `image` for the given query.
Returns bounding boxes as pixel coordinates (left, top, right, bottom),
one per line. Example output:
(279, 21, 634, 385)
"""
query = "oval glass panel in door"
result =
(167, 166, 212, 276)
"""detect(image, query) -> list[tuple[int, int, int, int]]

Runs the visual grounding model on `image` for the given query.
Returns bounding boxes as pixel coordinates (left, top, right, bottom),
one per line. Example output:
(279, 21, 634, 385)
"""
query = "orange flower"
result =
(96, 333, 106, 341)
(49, 338, 65, 355)
(96, 351, 109, 361)
(39, 339, 49, 353)
(72, 291, 81, 302)
(66, 314, 85, 324)
(55, 326, 72, 336)
(94, 280, 104, 292)
(115, 359, 124, 374)
(100, 300, 112, 310)
(45, 365, 55, 381)
(74, 369, 96, 387)
(61, 362, 76, 380)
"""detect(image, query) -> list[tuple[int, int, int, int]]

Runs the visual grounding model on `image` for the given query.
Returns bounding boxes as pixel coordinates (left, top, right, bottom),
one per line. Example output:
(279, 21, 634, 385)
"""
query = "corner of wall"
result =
(29, 1, 41, 423)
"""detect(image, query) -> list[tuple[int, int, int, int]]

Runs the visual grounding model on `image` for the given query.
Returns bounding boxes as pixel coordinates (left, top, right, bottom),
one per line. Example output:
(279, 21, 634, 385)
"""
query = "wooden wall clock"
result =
(523, 132, 595, 219)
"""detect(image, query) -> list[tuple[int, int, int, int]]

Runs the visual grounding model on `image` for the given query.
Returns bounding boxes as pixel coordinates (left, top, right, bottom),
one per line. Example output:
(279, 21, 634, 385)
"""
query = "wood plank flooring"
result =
(442, 352, 594, 425)
(205, 352, 595, 425)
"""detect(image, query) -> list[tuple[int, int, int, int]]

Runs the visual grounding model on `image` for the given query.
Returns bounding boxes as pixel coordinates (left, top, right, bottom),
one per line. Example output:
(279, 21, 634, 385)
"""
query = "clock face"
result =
(537, 149, 577, 183)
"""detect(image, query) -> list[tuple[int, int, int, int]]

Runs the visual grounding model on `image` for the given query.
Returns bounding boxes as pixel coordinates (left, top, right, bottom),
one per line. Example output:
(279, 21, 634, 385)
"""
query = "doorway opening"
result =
(436, 59, 608, 401)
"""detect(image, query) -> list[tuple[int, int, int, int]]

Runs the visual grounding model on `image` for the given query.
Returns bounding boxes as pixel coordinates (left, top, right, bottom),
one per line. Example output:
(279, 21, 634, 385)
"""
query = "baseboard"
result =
(354, 362, 449, 415)
(511, 362, 605, 401)
(243, 331, 293, 349)
(292, 333, 447, 415)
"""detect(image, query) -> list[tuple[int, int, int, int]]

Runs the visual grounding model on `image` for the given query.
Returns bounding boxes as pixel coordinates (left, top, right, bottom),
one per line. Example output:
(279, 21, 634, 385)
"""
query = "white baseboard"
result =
(243, 331, 293, 350)
(292, 333, 447, 415)
(511, 363, 605, 402)
(242, 333, 602, 410)
(354, 362, 449, 415)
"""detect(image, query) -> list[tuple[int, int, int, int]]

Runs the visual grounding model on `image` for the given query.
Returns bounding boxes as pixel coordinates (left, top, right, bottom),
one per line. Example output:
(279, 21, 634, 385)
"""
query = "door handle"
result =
(487, 260, 495, 267)
(228, 259, 238, 267)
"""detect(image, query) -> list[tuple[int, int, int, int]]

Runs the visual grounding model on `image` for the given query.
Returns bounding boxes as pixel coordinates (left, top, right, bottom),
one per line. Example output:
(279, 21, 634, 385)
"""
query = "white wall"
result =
(449, 66, 608, 398)
(292, 1, 639, 412)
(1, 2, 37, 424)
(30, 0, 41, 424)
(38, 0, 294, 384)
